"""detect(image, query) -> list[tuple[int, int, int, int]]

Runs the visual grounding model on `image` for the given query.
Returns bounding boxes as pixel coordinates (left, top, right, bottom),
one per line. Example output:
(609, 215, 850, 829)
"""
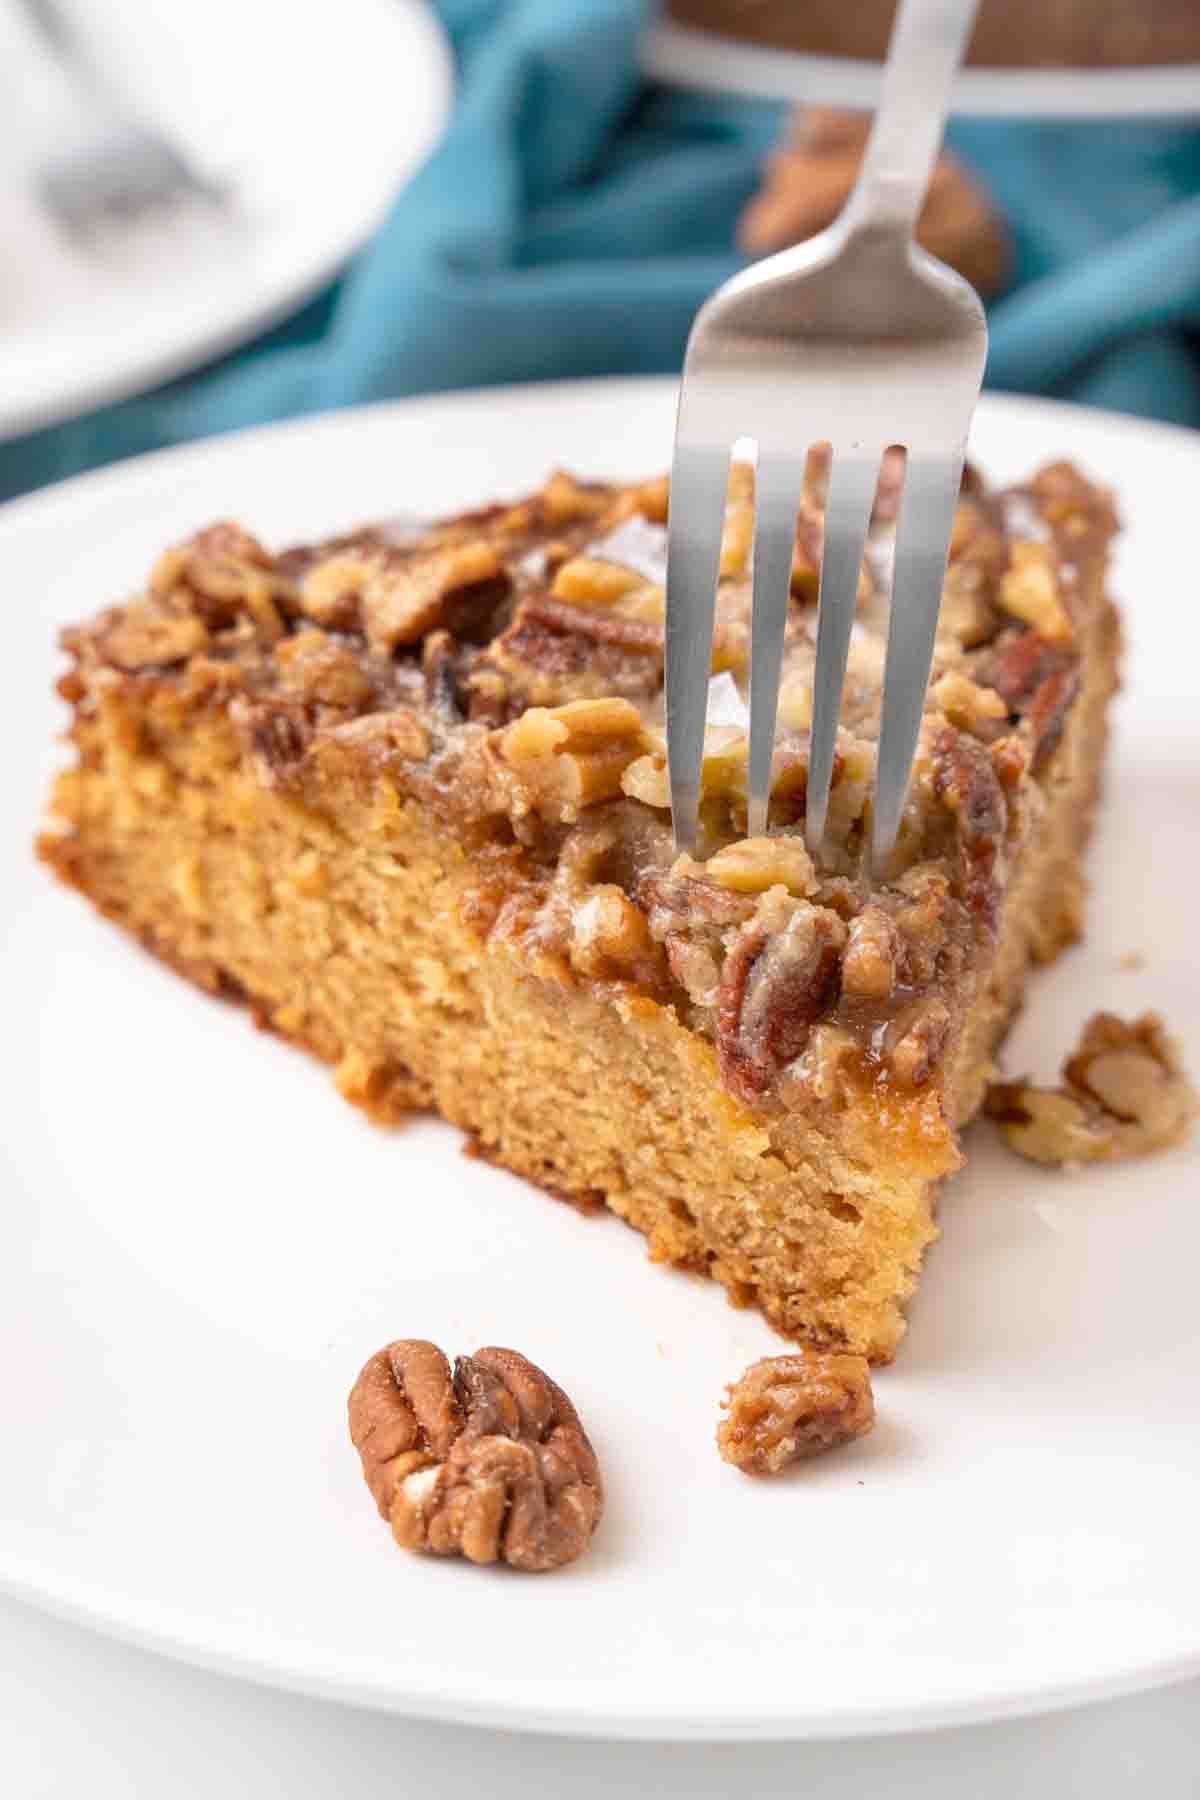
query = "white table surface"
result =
(3, 1596, 1198, 1797)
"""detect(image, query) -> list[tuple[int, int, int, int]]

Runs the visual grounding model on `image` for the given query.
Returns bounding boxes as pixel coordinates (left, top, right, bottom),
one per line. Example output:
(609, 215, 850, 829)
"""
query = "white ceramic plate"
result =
(2, 380, 1199, 1741)
(643, 19, 1200, 117)
(0, 0, 452, 441)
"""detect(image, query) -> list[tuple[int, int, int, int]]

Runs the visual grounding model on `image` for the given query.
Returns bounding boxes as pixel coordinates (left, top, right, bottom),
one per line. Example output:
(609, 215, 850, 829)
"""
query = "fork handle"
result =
(844, 0, 980, 238)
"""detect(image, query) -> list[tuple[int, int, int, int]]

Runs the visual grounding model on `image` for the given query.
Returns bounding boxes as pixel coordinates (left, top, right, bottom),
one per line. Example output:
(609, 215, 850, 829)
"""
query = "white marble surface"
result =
(3, 1597, 1198, 1799)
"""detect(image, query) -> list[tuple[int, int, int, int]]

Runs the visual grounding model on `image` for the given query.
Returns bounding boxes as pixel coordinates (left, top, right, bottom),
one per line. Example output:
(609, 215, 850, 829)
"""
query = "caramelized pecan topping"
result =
(348, 1341, 603, 1571)
(718, 1349, 875, 1475)
(982, 630, 1081, 767)
(930, 725, 1008, 931)
(718, 897, 847, 1105)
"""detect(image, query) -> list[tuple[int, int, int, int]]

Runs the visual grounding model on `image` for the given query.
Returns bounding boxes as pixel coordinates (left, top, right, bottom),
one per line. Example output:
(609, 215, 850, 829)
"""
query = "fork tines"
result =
(665, 433, 967, 877)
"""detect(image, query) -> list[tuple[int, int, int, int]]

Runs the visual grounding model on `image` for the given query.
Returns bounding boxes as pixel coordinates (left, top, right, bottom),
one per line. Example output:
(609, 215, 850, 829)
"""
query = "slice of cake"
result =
(38, 453, 1120, 1361)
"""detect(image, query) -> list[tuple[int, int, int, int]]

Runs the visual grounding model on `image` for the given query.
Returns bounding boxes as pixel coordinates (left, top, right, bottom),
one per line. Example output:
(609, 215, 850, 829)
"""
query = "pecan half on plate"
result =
(348, 1340, 602, 1571)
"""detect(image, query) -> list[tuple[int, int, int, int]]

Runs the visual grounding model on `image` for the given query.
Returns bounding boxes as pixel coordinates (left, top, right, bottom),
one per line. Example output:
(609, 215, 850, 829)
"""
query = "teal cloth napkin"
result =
(3, 0, 1199, 503)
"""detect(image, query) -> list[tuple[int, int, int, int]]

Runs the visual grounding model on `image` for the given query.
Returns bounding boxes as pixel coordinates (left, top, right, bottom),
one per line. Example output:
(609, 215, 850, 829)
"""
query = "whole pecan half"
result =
(347, 1340, 602, 1572)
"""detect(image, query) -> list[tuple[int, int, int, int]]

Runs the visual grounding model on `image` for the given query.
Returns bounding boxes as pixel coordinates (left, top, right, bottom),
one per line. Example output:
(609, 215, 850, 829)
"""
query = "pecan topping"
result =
(841, 904, 900, 1001)
(151, 522, 292, 639)
(275, 628, 374, 711)
(986, 1012, 1197, 1165)
(717, 897, 846, 1105)
(982, 631, 1080, 767)
(705, 834, 817, 897)
(888, 998, 952, 1087)
(718, 1349, 875, 1475)
(348, 1341, 602, 1571)
(930, 725, 1008, 931)
(231, 696, 312, 785)
(478, 591, 662, 714)
(361, 544, 505, 654)
(93, 602, 209, 672)
(495, 698, 647, 825)
(998, 541, 1073, 641)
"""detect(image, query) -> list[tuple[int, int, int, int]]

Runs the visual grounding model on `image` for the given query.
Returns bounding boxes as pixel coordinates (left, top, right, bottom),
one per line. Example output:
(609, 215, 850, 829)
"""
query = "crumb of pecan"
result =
(998, 542, 1073, 642)
(718, 1348, 874, 1475)
(348, 1340, 602, 1571)
(495, 697, 647, 825)
(985, 1011, 1198, 1165)
(705, 835, 817, 897)
(930, 725, 1008, 930)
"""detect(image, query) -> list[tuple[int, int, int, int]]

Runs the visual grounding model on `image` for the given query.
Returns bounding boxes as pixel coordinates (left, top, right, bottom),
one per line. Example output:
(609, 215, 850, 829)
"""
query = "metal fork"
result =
(664, 0, 988, 870)
(18, 0, 228, 236)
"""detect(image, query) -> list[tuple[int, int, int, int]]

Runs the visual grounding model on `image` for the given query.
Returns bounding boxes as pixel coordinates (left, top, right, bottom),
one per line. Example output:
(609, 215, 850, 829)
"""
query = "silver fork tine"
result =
(805, 450, 882, 856)
(871, 453, 965, 871)
(664, 443, 730, 854)
(747, 452, 807, 839)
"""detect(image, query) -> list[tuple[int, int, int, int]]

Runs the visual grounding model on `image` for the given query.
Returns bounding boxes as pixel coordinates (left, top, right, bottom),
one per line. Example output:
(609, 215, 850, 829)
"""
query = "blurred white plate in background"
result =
(0, 0, 452, 441)
(644, 17, 1200, 117)
(1, 381, 1198, 1740)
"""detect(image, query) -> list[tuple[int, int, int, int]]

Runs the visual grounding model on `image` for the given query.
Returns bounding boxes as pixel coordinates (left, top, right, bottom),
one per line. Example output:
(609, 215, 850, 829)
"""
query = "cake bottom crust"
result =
(40, 603, 1119, 1362)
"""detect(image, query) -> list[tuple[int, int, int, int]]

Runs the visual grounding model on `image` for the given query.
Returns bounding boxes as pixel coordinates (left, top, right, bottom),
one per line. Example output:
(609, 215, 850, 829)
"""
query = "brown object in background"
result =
(347, 1340, 603, 1570)
(666, 0, 1200, 69)
(739, 108, 1009, 299)
(718, 1349, 875, 1474)
(985, 1012, 1199, 1165)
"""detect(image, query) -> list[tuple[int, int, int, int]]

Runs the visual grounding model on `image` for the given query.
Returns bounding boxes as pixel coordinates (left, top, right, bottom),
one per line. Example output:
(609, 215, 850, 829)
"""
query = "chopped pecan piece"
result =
(986, 1012, 1198, 1165)
(93, 603, 209, 672)
(930, 725, 1008, 931)
(888, 998, 952, 1087)
(362, 544, 505, 654)
(496, 698, 647, 825)
(718, 1349, 875, 1475)
(998, 541, 1073, 642)
(930, 669, 1007, 736)
(151, 522, 291, 640)
(348, 1340, 602, 1571)
(981, 630, 1080, 767)
(705, 835, 817, 898)
(477, 586, 663, 715)
(717, 895, 846, 1105)
(275, 629, 374, 711)
(841, 904, 900, 1001)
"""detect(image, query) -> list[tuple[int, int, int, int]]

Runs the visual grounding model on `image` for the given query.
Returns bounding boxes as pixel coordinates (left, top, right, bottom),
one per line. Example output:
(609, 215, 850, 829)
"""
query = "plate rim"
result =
(4, 1550, 1199, 1742)
(5, 376, 1200, 1741)
(5, 377, 1200, 538)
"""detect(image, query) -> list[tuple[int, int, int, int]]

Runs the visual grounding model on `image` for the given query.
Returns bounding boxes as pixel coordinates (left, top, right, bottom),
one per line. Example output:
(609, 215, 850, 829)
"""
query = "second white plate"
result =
(0, 0, 452, 441)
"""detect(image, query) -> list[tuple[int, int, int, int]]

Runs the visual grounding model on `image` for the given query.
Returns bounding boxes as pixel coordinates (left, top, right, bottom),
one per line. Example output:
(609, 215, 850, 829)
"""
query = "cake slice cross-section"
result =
(39, 454, 1120, 1361)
